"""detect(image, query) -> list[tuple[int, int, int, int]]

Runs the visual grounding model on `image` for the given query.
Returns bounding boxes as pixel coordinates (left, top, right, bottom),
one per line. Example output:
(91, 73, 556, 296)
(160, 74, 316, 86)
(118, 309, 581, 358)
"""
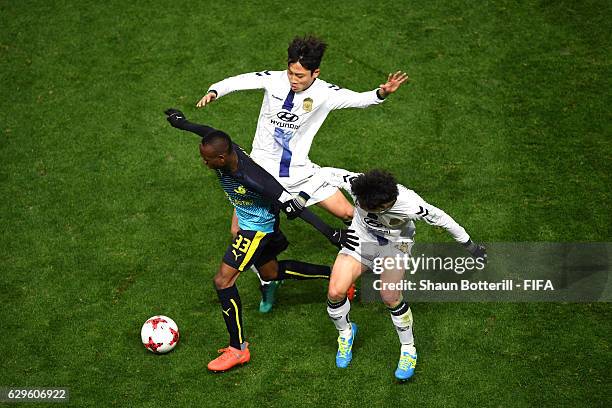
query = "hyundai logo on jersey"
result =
(276, 112, 300, 122)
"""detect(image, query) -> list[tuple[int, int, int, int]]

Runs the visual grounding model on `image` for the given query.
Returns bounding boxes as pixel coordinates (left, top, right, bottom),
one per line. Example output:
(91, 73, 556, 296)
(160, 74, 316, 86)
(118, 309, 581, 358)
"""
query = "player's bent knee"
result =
(213, 269, 236, 290)
(381, 296, 402, 308)
(327, 284, 348, 302)
(213, 275, 226, 290)
(380, 292, 402, 308)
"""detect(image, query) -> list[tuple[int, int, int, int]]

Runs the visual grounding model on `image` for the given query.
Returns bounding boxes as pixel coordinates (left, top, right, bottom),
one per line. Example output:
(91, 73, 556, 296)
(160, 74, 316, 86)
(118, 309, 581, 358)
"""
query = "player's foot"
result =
(347, 283, 357, 301)
(336, 323, 358, 368)
(394, 345, 417, 381)
(259, 280, 282, 313)
(207, 343, 250, 372)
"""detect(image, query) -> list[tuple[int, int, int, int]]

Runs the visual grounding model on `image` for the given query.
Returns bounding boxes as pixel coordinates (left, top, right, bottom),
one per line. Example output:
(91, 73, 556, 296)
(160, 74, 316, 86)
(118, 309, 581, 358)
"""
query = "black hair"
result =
(351, 169, 399, 211)
(287, 35, 327, 72)
(202, 130, 233, 155)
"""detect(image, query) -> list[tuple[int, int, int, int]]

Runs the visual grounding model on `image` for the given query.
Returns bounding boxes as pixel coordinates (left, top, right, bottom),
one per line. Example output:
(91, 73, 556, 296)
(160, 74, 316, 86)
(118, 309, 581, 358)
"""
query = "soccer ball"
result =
(140, 315, 180, 354)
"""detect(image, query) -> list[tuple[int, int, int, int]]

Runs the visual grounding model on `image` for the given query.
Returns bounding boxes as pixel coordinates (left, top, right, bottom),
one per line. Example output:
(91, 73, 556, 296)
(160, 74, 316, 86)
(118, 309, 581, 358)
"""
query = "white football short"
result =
(256, 159, 338, 206)
(281, 174, 337, 206)
(339, 218, 414, 270)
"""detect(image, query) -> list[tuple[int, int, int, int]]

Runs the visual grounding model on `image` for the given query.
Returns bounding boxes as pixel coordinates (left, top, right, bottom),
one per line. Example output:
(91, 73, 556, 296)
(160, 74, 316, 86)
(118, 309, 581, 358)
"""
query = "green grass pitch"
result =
(1, 1, 610, 406)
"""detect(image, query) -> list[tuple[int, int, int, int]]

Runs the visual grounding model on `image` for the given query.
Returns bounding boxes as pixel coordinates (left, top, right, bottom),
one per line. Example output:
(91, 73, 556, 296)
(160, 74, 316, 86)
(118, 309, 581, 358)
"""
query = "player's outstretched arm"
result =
(196, 71, 274, 108)
(297, 208, 359, 251)
(408, 193, 486, 263)
(326, 72, 408, 110)
(280, 192, 358, 250)
(164, 108, 219, 137)
(377, 71, 409, 99)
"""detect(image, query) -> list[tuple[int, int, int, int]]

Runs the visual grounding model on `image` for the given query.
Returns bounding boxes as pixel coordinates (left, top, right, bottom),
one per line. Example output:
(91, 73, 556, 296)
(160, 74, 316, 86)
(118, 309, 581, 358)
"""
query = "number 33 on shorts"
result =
(223, 230, 268, 271)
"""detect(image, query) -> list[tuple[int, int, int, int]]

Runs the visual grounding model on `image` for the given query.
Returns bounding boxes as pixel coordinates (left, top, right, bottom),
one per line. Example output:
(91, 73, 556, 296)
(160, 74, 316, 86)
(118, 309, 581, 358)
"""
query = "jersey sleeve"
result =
(240, 158, 292, 204)
(208, 70, 276, 99)
(406, 191, 470, 244)
(174, 120, 219, 138)
(325, 86, 385, 110)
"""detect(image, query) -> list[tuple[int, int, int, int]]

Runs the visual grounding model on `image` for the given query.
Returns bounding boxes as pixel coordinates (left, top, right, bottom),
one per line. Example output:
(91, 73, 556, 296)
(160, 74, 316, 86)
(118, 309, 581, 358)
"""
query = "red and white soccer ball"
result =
(141, 315, 180, 354)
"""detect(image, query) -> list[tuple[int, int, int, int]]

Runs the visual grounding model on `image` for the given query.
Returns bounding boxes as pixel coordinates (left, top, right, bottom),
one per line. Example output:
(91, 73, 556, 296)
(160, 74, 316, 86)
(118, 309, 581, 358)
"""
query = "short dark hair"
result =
(202, 130, 233, 155)
(287, 35, 327, 72)
(351, 169, 399, 211)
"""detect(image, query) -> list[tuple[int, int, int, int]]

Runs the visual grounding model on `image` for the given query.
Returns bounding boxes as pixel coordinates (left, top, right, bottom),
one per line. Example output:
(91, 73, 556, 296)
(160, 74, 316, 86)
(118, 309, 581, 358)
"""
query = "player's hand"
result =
(282, 192, 310, 220)
(196, 91, 217, 108)
(329, 228, 359, 251)
(463, 239, 487, 263)
(378, 71, 409, 98)
(164, 108, 187, 128)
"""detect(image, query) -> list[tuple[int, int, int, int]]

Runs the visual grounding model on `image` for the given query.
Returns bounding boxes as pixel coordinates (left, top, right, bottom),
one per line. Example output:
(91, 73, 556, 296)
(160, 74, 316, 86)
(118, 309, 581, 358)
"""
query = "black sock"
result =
(277, 260, 331, 280)
(215, 285, 244, 349)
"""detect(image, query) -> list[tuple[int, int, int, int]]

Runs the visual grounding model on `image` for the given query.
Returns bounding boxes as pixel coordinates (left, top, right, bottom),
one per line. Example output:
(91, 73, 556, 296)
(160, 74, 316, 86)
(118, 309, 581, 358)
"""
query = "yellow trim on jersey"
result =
(230, 298, 242, 344)
(285, 270, 329, 279)
(239, 231, 266, 271)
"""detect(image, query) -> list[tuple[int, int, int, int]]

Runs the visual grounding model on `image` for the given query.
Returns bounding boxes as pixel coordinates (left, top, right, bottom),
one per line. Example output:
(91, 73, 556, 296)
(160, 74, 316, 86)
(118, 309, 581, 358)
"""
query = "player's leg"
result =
(253, 264, 283, 314)
(379, 252, 417, 380)
(308, 184, 357, 297)
(257, 259, 331, 281)
(230, 208, 276, 311)
(207, 261, 250, 372)
(299, 170, 357, 296)
(307, 186, 358, 298)
(254, 258, 331, 312)
(285, 166, 354, 223)
(255, 230, 331, 311)
(208, 230, 269, 372)
(212, 262, 244, 349)
(327, 253, 368, 368)
(251, 229, 289, 313)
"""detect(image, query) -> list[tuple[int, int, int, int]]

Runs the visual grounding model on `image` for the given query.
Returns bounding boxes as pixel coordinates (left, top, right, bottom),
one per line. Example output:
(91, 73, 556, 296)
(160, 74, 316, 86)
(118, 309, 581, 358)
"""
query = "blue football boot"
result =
(336, 323, 358, 368)
(395, 348, 417, 380)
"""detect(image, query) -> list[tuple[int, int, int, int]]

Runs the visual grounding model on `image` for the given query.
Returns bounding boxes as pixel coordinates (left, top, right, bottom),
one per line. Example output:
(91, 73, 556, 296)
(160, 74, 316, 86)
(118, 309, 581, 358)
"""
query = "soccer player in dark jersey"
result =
(164, 109, 357, 372)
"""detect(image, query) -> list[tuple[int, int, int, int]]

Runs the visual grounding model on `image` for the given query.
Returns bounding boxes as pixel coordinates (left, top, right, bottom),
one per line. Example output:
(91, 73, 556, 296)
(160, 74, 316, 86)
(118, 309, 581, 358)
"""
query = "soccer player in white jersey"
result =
(196, 35, 408, 311)
(292, 167, 487, 380)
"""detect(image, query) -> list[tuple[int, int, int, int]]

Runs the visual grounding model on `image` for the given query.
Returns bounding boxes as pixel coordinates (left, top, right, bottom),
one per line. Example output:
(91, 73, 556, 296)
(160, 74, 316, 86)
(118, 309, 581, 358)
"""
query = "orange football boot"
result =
(207, 343, 251, 372)
(347, 283, 357, 301)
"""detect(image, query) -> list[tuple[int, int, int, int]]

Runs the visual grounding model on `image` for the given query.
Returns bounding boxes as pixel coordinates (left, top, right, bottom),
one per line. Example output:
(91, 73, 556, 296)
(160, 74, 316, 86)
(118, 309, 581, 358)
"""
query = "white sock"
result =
(388, 302, 414, 346)
(401, 343, 416, 355)
(327, 297, 351, 336)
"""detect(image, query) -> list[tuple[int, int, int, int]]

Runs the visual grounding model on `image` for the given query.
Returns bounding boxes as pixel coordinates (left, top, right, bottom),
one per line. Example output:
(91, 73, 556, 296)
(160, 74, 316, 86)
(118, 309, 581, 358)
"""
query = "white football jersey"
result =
(302, 167, 471, 243)
(208, 70, 384, 183)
